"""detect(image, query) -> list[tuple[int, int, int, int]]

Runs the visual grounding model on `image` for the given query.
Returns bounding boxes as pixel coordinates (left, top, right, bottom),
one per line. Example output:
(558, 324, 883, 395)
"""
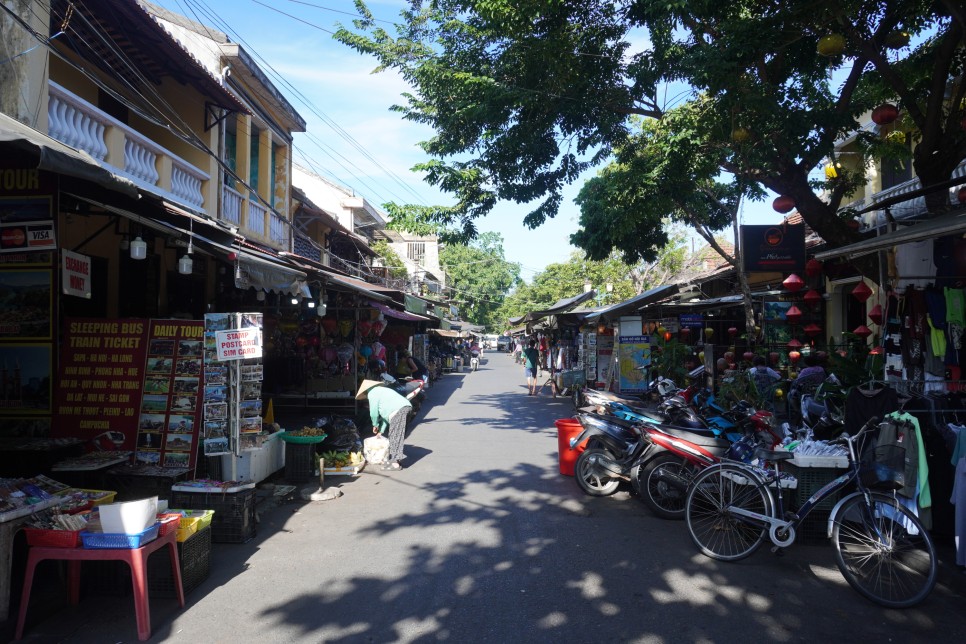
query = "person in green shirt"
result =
(357, 379, 412, 471)
(522, 339, 540, 396)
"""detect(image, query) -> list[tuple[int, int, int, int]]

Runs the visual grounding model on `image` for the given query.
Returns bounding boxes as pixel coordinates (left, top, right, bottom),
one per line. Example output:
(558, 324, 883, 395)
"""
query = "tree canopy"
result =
(438, 232, 521, 331)
(336, 1, 965, 266)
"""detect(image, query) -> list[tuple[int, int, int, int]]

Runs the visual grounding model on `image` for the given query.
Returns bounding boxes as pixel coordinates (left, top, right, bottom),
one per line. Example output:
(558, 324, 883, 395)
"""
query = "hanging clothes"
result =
(900, 287, 928, 382)
(845, 385, 899, 434)
(950, 428, 966, 566)
(886, 411, 932, 529)
(895, 239, 936, 289)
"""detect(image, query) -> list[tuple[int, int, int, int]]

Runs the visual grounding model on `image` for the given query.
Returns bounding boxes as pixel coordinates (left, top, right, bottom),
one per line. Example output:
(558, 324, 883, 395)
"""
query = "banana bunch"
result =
(320, 450, 363, 467)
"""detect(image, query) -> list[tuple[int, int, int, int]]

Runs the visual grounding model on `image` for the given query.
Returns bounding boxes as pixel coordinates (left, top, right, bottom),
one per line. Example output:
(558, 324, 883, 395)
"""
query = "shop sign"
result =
(740, 223, 805, 273)
(617, 335, 651, 394)
(680, 313, 704, 328)
(1, 219, 55, 253)
(215, 327, 262, 361)
(405, 294, 428, 315)
(61, 250, 91, 299)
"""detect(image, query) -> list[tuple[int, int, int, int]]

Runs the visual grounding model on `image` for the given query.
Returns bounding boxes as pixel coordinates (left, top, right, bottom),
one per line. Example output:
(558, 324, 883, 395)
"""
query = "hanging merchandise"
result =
(803, 289, 823, 307)
(851, 281, 873, 302)
(783, 274, 805, 293)
(804, 323, 822, 337)
(805, 258, 823, 277)
(868, 304, 884, 325)
(785, 305, 803, 324)
(339, 319, 354, 338)
(853, 324, 873, 339)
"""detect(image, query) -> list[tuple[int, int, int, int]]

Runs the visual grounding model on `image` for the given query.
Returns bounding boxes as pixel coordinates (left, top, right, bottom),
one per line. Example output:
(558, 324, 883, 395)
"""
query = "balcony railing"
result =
(48, 81, 208, 209)
(221, 185, 243, 226)
(269, 211, 288, 248)
(247, 199, 266, 236)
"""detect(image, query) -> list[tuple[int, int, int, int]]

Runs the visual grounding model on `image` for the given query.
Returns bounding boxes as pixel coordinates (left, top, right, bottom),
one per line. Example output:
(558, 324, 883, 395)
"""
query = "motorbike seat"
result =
(660, 425, 731, 448)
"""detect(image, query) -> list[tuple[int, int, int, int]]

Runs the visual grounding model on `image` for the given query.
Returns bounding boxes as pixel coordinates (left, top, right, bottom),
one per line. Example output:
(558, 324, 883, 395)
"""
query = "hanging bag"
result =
(363, 433, 391, 465)
(859, 418, 906, 491)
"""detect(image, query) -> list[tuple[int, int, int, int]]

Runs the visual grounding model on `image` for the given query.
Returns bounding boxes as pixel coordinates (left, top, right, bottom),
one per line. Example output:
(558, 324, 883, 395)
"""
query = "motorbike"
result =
(470, 349, 480, 371)
(379, 372, 426, 416)
(799, 373, 846, 439)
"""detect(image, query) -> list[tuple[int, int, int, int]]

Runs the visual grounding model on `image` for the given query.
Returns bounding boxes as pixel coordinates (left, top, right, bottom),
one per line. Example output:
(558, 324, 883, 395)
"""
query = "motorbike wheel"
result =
(574, 447, 622, 496)
(571, 384, 583, 411)
(636, 453, 694, 520)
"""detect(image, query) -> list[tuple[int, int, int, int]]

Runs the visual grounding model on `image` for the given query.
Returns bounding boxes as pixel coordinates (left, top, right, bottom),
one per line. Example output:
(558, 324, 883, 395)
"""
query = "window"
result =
(407, 242, 426, 266)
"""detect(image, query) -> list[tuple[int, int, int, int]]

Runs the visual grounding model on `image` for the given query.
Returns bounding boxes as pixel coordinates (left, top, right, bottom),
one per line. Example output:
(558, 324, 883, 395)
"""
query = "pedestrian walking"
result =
(356, 379, 412, 471)
(522, 339, 540, 395)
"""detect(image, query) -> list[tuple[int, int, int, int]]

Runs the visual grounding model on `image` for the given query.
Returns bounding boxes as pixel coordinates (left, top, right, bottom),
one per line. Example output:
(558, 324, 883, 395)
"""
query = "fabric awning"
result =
(582, 284, 679, 324)
(233, 249, 311, 298)
(814, 209, 966, 261)
(430, 328, 462, 338)
(0, 112, 138, 197)
(368, 300, 431, 321)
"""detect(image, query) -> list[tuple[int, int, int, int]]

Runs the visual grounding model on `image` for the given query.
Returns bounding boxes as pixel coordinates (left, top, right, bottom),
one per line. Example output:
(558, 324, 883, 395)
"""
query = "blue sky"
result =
(153, 0, 784, 281)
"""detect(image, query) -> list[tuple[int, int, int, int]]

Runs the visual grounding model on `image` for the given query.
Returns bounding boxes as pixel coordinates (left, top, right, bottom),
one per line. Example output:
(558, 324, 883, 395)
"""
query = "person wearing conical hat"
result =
(356, 379, 411, 471)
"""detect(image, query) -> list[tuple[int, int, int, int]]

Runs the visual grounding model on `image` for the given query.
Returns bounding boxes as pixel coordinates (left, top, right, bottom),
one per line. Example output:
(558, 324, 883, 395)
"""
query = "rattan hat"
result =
(356, 379, 385, 400)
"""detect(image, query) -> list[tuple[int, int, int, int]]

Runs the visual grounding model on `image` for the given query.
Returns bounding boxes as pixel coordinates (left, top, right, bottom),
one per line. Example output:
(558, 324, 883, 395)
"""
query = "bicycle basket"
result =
(858, 421, 906, 491)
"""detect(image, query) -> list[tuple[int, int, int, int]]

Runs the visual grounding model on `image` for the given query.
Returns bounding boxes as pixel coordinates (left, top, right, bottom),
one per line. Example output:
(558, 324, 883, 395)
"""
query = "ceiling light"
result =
(130, 236, 147, 260)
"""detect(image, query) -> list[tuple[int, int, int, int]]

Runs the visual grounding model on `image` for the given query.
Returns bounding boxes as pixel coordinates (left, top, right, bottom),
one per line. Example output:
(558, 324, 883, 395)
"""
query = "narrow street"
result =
(15, 352, 966, 643)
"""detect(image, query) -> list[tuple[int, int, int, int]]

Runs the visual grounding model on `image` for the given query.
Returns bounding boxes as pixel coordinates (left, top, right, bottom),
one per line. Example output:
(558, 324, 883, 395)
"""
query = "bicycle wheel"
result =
(830, 492, 937, 608)
(685, 463, 772, 561)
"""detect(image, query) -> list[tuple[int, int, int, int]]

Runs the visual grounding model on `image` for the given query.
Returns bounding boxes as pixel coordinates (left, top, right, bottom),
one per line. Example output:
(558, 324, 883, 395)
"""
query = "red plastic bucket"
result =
(555, 418, 587, 476)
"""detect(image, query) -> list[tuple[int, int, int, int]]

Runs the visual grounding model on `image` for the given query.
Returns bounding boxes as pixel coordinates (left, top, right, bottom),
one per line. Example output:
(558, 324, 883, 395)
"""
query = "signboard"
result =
(53, 318, 205, 472)
(215, 327, 262, 361)
(617, 335, 651, 394)
(61, 250, 91, 299)
(680, 313, 704, 329)
(740, 223, 805, 273)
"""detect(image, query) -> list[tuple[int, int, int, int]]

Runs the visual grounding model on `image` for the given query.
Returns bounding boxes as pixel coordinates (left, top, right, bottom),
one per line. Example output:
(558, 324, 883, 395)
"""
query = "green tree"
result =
(336, 1, 965, 263)
(439, 232, 521, 330)
(370, 240, 408, 279)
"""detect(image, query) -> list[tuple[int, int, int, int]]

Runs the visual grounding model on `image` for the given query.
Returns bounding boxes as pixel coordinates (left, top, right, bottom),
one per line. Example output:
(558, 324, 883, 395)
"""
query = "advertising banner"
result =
(740, 223, 805, 273)
(617, 335, 651, 394)
(61, 250, 91, 299)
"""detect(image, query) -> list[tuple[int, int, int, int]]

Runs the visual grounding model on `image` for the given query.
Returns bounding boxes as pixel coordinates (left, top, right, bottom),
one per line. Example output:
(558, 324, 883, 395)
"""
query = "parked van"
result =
(497, 336, 512, 352)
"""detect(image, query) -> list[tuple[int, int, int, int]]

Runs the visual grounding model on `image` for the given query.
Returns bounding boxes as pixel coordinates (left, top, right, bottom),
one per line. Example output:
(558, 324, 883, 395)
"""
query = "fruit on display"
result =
(320, 451, 365, 468)
(287, 426, 328, 437)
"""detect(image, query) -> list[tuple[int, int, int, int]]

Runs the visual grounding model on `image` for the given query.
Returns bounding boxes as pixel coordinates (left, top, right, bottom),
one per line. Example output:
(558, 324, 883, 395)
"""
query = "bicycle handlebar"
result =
(830, 416, 880, 446)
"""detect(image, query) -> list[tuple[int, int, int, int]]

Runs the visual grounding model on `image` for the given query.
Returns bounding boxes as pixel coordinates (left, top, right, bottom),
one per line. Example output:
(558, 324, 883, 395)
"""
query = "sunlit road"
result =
(16, 352, 966, 642)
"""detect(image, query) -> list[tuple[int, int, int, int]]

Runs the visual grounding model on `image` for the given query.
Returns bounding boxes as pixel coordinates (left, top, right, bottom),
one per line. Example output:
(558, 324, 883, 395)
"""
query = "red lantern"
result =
(680, 327, 691, 337)
(804, 323, 822, 337)
(853, 324, 873, 339)
(870, 346, 883, 355)
(868, 304, 884, 325)
(787, 338, 803, 349)
(805, 258, 823, 277)
(783, 274, 805, 293)
(871, 103, 899, 125)
(769, 351, 780, 365)
(727, 326, 738, 337)
(788, 350, 802, 364)
(772, 195, 795, 214)
(851, 281, 873, 302)
(742, 351, 755, 363)
(663, 331, 673, 342)
(785, 305, 803, 324)
(803, 289, 823, 307)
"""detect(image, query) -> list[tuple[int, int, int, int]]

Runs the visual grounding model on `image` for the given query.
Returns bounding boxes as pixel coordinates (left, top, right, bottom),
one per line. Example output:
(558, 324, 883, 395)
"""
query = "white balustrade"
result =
(124, 138, 159, 185)
(47, 92, 108, 160)
(269, 211, 288, 247)
(171, 163, 205, 208)
(247, 199, 266, 236)
(222, 185, 243, 225)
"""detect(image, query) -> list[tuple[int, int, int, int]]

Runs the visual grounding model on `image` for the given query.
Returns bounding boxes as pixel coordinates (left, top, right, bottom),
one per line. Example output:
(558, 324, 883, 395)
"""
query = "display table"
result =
(0, 439, 84, 478)
(0, 495, 66, 622)
(51, 451, 132, 488)
(15, 528, 185, 641)
(105, 465, 192, 501)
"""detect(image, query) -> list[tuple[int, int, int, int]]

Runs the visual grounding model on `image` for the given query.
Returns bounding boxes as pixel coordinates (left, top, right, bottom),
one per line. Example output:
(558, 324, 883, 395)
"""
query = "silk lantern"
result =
(704, 327, 714, 340)
(773, 195, 795, 214)
(803, 289, 823, 307)
(868, 304, 884, 326)
(788, 350, 802, 364)
(804, 323, 822, 337)
(785, 305, 803, 324)
(787, 338, 803, 349)
(742, 351, 755, 363)
(851, 281, 873, 303)
(727, 326, 738, 337)
(853, 324, 873, 339)
(783, 274, 805, 293)
(805, 258, 823, 277)
(871, 103, 899, 125)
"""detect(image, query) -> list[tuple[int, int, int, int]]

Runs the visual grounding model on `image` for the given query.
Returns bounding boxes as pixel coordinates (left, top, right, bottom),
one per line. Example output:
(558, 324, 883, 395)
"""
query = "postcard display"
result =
(202, 313, 263, 472)
(53, 318, 205, 472)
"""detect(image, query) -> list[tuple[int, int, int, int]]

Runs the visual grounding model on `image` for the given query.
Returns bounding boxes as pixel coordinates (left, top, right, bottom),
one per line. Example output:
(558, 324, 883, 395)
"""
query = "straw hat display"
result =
(356, 379, 385, 400)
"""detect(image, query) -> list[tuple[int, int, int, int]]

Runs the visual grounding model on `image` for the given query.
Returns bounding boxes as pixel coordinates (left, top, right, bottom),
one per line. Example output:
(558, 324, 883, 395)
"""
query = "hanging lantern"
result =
(787, 338, 803, 349)
(804, 323, 822, 337)
(785, 305, 803, 324)
(772, 195, 795, 214)
(885, 31, 910, 49)
(663, 331, 673, 342)
(853, 324, 873, 339)
(870, 346, 884, 355)
(727, 326, 738, 337)
(871, 103, 899, 126)
(769, 351, 780, 365)
(788, 350, 802, 364)
(851, 281, 873, 302)
(742, 351, 755, 363)
(783, 274, 805, 293)
(731, 127, 751, 143)
(724, 351, 735, 363)
(805, 258, 823, 277)
(817, 33, 846, 56)
(803, 289, 823, 307)
(704, 327, 714, 340)
(680, 327, 691, 338)
(598, 324, 607, 335)
(868, 304, 884, 325)
(657, 326, 667, 336)
(698, 350, 705, 362)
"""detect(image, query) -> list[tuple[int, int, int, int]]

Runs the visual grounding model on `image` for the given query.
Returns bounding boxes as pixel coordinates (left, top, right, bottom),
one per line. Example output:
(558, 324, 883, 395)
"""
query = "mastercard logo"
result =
(1, 227, 26, 248)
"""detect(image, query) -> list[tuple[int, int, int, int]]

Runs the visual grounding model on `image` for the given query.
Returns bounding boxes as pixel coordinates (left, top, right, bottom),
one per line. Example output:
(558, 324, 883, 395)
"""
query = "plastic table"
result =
(15, 528, 185, 641)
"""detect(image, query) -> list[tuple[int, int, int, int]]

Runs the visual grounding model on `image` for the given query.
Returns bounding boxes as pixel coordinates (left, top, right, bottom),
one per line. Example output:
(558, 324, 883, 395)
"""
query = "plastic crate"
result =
(167, 509, 215, 542)
(169, 489, 255, 544)
(23, 527, 83, 548)
(157, 514, 182, 536)
(783, 462, 849, 545)
(81, 522, 160, 549)
(284, 442, 315, 483)
(148, 525, 211, 597)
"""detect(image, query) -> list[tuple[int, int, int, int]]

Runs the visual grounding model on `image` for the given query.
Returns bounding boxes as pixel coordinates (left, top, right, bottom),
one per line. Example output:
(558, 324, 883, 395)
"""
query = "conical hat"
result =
(356, 379, 385, 400)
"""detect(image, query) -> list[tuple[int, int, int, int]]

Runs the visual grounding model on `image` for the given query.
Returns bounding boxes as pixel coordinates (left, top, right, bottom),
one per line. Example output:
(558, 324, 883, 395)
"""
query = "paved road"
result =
(13, 352, 966, 642)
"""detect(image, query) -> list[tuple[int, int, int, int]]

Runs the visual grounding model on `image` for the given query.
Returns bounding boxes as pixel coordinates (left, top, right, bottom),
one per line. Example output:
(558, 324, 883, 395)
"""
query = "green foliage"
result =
(370, 240, 408, 279)
(337, 1, 965, 267)
(439, 232, 521, 331)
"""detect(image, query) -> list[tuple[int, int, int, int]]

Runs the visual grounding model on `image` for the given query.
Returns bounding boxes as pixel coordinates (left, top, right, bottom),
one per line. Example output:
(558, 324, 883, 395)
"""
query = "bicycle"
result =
(683, 416, 937, 608)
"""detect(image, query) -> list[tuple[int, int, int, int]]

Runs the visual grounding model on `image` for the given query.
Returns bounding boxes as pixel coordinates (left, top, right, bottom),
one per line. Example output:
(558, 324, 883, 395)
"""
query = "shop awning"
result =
(235, 248, 311, 298)
(430, 328, 462, 338)
(0, 112, 138, 197)
(582, 284, 679, 324)
(279, 253, 391, 302)
(814, 209, 966, 261)
(508, 289, 599, 325)
(368, 300, 431, 321)
(666, 289, 783, 310)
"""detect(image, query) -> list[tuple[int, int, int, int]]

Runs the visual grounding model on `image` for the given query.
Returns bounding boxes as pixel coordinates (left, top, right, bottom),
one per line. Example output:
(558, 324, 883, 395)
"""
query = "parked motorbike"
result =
(799, 373, 846, 439)
(378, 372, 426, 416)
